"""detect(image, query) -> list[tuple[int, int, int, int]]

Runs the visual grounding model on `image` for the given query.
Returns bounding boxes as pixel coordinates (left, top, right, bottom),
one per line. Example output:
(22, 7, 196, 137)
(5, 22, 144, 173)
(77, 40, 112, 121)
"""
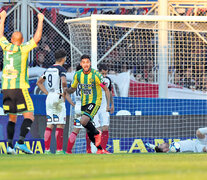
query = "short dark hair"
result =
(98, 64, 108, 71)
(80, 54, 90, 61)
(55, 49, 66, 61)
(76, 64, 82, 71)
(155, 146, 164, 153)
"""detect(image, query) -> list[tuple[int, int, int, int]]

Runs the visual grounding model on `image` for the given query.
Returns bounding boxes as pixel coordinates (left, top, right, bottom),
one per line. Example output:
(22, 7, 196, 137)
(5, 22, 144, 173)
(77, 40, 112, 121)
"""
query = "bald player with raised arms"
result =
(0, 10, 44, 154)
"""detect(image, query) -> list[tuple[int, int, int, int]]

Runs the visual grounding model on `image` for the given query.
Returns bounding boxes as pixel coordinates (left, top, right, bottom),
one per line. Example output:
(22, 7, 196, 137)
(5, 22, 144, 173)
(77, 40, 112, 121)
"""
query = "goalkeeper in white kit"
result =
(146, 127, 207, 153)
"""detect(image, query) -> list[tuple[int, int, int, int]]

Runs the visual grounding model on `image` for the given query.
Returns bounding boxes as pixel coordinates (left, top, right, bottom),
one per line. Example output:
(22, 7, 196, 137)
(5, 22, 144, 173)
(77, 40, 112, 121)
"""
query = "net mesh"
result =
(65, 17, 207, 153)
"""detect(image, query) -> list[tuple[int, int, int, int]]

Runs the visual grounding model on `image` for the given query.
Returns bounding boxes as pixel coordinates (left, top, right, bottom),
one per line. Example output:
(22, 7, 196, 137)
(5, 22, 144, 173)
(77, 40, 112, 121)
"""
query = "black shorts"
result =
(81, 103, 100, 120)
(2, 89, 34, 114)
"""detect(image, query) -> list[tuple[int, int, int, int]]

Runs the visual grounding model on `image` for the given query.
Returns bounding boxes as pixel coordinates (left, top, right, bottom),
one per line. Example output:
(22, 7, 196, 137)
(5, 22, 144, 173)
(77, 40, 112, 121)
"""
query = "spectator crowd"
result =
(0, 4, 207, 92)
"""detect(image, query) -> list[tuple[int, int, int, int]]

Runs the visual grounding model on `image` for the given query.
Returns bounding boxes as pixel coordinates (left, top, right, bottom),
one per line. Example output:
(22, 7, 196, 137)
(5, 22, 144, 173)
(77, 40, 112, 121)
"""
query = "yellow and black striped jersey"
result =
(71, 68, 104, 106)
(0, 36, 37, 89)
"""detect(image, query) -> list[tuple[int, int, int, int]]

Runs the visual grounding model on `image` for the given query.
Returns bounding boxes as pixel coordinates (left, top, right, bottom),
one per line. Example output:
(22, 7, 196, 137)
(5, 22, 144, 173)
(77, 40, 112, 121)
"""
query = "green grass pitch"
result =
(0, 153, 207, 180)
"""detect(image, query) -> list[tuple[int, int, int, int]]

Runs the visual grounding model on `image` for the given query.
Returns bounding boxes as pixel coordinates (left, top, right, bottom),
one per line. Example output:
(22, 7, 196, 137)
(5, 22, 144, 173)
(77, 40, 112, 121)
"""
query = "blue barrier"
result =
(0, 139, 45, 154)
(0, 94, 207, 115)
(0, 137, 195, 154)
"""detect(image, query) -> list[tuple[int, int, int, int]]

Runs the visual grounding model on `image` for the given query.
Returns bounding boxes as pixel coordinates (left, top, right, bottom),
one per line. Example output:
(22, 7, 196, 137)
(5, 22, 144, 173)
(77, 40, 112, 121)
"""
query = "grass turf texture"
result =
(0, 153, 207, 180)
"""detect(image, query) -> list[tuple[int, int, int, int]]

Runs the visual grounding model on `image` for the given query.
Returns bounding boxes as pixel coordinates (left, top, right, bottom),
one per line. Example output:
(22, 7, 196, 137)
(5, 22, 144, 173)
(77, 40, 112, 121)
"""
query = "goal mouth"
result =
(65, 14, 207, 154)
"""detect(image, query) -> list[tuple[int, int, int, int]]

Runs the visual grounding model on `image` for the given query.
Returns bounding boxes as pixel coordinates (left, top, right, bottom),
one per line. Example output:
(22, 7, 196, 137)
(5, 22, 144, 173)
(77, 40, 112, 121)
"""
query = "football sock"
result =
(56, 128, 64, 151)
(87, 131, 102, 150)
(83, 121, 99, 135)
(44, 127, 52, 151)
(86, 132, 91, 152)
(18, 118, 33, 144)
(66, 132, 77, 153)
(101, 130, 109, 150)
(198, 127, 207, 135)
(7, 121, 15, 148)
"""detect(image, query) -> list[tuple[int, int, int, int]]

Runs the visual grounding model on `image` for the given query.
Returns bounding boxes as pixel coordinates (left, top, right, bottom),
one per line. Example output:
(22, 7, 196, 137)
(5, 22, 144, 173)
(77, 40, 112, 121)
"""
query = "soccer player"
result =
(88, 64, 114, 153)
(36, 49, 75, 154)
(0, 10, 44, 154)
(66, 64, 85, 153)
(65, 54, 110, 154)
(146, 127, 207, 153)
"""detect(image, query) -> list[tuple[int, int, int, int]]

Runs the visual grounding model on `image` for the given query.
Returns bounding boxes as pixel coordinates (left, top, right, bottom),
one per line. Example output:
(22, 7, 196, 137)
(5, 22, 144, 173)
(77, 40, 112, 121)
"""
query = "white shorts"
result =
(46, 92, 66, 125)
(73, 102, 84, 129)
(93, 106, 110, 128)
(73, 102, 100, 129)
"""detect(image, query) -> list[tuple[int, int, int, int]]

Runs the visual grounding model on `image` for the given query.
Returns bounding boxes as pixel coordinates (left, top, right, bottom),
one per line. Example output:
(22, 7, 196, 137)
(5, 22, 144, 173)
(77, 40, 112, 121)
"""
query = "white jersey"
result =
(42, 64, 67, 94)
(42, 65, 67, 125)
(74, 83, 81, 104)
(177, 135, 207, 152)
(93, 76, 112, 127)
(73, 83, 82, 115)
(101, 76, 112, 106)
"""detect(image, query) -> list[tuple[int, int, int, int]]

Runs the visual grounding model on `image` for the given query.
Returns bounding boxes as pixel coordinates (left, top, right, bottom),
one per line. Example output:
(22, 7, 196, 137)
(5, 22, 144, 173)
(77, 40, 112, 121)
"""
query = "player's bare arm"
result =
(0, 10, 7, 38)
(65, 93, 75, 107)
(65, 87, 76, 94)
(102, 85, 110, 112)
(61, 76, 75, 106)
(36, 77, 48, 95)
(61, 76, 68, 101)
(109, 91, 114, 114)
(33, 13, 44, 44)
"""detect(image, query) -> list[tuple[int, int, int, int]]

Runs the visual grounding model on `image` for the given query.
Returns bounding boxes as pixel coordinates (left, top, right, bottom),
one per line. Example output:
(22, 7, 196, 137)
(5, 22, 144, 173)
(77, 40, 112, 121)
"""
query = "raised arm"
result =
(33, 13, 44, 44)
(0, 10, 7, 38)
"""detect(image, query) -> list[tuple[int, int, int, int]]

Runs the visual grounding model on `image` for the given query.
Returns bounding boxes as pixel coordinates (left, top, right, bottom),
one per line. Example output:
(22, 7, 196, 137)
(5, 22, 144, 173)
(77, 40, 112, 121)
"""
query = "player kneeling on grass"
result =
(37, 49, 75, 154)
(146, 127, 207, 153)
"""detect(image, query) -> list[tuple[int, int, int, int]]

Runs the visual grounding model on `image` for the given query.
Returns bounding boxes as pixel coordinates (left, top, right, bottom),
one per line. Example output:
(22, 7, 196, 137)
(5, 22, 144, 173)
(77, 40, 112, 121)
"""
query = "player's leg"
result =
(7, 114, 17, 154)
(44, 124, 54, 154)
(44, 113, 54, 153)
(14, 111, 34, 154)
(99, 109, 110, 151)
(54, 98, 67, 154)
(89, 112, 101, 153)
(81, 104, 110, 154)
(44, 94, 55, 153)
(67, 104, 83, 154)
(3, 89, 18, 154)
(85, 131, 91, 153)
(66, 127, 81, 154)
(56, 124, 65, 154)
(80, 103, 101, 147)
(14, 89, 34, 154)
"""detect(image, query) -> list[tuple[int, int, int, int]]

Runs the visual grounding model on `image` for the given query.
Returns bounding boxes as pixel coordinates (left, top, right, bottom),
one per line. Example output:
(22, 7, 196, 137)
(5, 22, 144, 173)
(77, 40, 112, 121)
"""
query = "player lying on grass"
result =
(146, 127, 207, 153)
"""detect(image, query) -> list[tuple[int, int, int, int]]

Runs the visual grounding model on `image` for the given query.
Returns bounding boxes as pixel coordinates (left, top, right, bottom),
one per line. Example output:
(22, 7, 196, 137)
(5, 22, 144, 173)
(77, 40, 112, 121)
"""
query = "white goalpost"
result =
(65, 15, 207, 153)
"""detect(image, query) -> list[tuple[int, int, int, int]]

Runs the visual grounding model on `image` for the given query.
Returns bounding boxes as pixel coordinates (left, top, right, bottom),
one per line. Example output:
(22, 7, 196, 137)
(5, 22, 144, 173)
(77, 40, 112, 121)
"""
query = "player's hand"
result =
(110, 105, 114, 114)
(106, 105, 110, 112)
(37, 13, 44, 21)
(0, 10, 7, 19)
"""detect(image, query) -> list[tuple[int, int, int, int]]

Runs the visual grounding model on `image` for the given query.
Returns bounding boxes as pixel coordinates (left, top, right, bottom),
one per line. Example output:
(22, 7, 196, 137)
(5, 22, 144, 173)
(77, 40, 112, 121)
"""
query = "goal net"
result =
(65, 15, 207, 153)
